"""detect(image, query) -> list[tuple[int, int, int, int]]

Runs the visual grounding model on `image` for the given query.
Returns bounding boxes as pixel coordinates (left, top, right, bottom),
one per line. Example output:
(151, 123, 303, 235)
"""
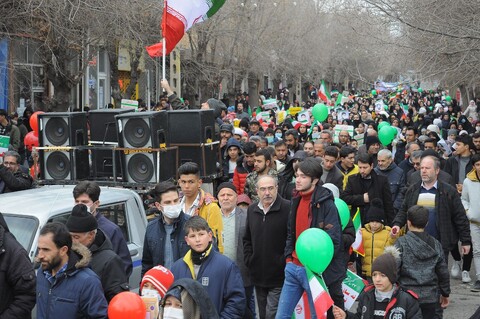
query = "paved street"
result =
(445, 271, 479, 319)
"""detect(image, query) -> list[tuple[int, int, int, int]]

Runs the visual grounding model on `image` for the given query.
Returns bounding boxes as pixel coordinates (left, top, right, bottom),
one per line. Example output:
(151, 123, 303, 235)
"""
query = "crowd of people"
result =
(1, 82, 480, 318)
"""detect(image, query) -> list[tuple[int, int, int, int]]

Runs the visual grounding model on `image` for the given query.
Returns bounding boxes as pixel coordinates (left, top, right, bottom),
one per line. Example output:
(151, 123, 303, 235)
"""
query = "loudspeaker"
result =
(89, 108, 134, 178)
(38, 112, 90, 180)
(167, 109, 219, 177)
(116, 111, 175, 183)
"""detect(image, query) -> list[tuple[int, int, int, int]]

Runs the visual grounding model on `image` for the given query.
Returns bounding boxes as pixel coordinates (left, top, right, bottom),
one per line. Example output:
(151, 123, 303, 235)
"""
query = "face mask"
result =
(312, 132, 320, 139)
(368, 107, 373, 112)
(85, 203, 95, 214)
(141, 288, 160, 300)
(162, 203, 182, 219)
(163, 307, 184, 319)
(266, 136, 274, 144)
(275, 133, 282, 139)
(476, 126, 480, 132)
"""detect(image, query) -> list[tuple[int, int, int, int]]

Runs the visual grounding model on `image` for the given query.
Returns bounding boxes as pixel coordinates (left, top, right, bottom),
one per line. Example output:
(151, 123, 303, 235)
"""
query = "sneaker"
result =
(451, 260, 461, 278)
(462, 270, 472, 283)
(472, 280, 480, 292)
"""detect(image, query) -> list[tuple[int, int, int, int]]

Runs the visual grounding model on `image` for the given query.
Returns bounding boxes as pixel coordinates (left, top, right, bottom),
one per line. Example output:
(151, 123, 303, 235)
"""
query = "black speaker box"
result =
(38, 112, 89, 180)
(89, 108, 134, 178)
(167, 109, 219, 177)
(116, 111, 175, 183)
(89, 108, 134, 142)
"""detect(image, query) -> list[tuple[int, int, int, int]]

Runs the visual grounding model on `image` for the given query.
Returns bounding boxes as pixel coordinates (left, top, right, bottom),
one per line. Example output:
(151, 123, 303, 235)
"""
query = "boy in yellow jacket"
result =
(361, 198, 396, 281)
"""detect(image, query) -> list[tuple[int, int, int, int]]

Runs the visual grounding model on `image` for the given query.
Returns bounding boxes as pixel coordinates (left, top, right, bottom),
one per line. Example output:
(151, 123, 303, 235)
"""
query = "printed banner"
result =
(342, 270, 365, 310)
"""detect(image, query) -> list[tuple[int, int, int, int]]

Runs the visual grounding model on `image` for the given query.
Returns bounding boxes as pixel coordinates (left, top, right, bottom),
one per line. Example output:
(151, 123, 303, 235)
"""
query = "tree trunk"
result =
(247, 73, 259, 109)
(107, 42, 122, 107)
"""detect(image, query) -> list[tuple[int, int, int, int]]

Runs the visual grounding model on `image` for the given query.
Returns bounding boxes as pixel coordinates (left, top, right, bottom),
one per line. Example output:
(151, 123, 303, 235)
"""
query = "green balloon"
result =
(334, 198, 350, 231)
(378, 126, 395, 146)
(377, 121, 391, 131)
(371, 89, 377, 96)
(295, 228, 334, 274)
(445, 95, 452, 102)
(418, 88, 423, 93)
(312, 103, 329, 122)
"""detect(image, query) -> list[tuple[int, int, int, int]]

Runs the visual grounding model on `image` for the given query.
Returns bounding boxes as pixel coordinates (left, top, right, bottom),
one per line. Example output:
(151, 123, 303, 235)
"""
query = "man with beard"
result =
(342, 153, 394, 226)
(36, 222, 108, 319)
(276, 158, 345, 319)
(244, 149, 277, 202)
(284, 129, 303, 157)
(233, 142, 257, 195)
(374, 149, 405, 214)
(66, 205, 129, 302)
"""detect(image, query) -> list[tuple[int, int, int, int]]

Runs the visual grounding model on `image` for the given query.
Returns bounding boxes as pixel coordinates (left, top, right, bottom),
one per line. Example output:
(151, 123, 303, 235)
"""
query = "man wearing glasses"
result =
(0, 151, 33, 193)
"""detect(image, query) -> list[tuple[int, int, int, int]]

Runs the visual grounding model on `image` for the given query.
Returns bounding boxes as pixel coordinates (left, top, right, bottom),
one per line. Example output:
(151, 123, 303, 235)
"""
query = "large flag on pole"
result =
(146, 0, 226, 57)
(318, 80, 330, 102)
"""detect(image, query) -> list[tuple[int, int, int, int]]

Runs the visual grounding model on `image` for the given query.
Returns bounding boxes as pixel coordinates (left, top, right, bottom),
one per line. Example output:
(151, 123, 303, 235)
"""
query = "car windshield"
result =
(3, 214, 38, 252)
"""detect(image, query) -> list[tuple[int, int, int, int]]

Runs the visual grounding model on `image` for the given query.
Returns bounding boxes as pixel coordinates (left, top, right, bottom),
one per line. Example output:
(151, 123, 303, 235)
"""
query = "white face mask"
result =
(162, 203, 182, 219)
(163, 307, 184, 319)
(141, 288, 160, 300)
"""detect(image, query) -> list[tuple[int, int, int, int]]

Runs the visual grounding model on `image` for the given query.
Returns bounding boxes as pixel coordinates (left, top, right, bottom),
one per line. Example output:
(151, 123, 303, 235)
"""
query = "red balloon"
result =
(29, 111, 44, 134)
(24, 131, 39, 152)
(108, 292, 146, 319)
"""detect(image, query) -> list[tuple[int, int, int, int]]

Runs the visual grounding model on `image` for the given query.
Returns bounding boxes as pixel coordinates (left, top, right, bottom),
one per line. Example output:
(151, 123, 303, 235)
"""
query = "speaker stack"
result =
(167, 109, 219, 177)
(116, 111, 177, 184)
(89, 108, 134, 178)
(38, 112, 90, 180)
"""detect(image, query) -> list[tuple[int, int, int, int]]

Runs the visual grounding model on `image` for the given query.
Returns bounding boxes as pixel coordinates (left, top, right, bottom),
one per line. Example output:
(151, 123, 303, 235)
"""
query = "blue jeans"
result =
(275, 262, 317, 319)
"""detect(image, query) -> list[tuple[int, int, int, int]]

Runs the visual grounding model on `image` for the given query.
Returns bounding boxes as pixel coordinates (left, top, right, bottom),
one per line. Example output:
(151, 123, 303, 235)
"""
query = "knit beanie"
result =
(371, 246, 401, 284)
(365, 136, 381, 150)
(366, 198, 385, 224)
(448, 129, 458, 137)
(141, 265, 175, 298)
(217, 182, 237, 194)
(66, 204, 98, 232)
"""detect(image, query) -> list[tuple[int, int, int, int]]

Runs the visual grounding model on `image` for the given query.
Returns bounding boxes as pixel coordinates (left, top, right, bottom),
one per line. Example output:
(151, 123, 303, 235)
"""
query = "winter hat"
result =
(66, 204, 98, 232)
(365, 136, 381, 150)
(163, 285, 182, 302)
(141, 265, 175, 298)
(426, 124, 440, 135)
(217, 182, 237, 194)
(234, 127, 246, 137)
(371, 247, 400, 284)
(448, 129, 458, 137)
(433, 118, 442, 128)
(366, 198, 385, 224)
(220, 123, 234, 133)
(236, 194, 252, 206)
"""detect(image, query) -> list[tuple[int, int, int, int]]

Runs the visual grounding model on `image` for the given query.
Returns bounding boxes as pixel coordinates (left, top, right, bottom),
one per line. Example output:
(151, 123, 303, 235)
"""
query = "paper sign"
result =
(288, 107, 303, 117)
(121, 99, 139, 111)
(256, 111, 271, 123)
(297, 111, 310, 124)
(337, 110, 350, 122)
(141, 296, 159, 319)
(333, 125, 354, 143)
(276, 110, 286, 125)
(0, 135, 10, 156)
(263, 98, 278, 110)
(342, 270, 365, 310)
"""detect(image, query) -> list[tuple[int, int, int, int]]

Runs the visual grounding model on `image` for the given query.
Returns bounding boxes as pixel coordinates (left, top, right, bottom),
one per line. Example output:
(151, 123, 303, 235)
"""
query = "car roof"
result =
(0, 185, 137, 218)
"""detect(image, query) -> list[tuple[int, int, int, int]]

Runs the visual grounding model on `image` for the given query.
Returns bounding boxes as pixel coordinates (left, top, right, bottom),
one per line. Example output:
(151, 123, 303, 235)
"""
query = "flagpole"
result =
(162, 0, 167, 84)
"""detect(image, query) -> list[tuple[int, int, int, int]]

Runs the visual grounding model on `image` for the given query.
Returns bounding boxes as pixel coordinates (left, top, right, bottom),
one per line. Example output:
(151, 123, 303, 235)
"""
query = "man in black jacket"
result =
(342, 153, 395, 226)
(66, 204, 129, 302)
(243, 175, 289, 319)
(0, 213, 36, 318)
(391, 155, 471, 261)
(142, 181, 190, 276)
(0, 151, 33, 194)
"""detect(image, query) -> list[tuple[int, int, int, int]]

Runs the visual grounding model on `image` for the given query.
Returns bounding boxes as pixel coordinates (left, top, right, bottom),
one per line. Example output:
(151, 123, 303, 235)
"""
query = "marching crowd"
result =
(1, 82, 480, 318)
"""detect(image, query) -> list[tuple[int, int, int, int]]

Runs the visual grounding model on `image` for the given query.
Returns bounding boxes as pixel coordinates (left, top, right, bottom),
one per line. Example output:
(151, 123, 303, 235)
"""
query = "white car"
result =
(1, 184, 148, 290)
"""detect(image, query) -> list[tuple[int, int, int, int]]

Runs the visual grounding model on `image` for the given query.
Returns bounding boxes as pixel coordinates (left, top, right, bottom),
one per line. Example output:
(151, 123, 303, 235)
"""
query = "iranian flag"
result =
(318, 80, 331, 102)
(292, 292, 312, 319)
(308, 269, 333, 317)
(146, 0, 226, 57)
(351, 209, 365, 256)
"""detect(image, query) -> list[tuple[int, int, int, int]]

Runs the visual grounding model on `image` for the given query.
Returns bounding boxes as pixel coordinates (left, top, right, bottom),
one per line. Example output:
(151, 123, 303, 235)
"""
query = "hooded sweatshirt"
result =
(395, 231, 450, 304)
(461, 168, 480, 223)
